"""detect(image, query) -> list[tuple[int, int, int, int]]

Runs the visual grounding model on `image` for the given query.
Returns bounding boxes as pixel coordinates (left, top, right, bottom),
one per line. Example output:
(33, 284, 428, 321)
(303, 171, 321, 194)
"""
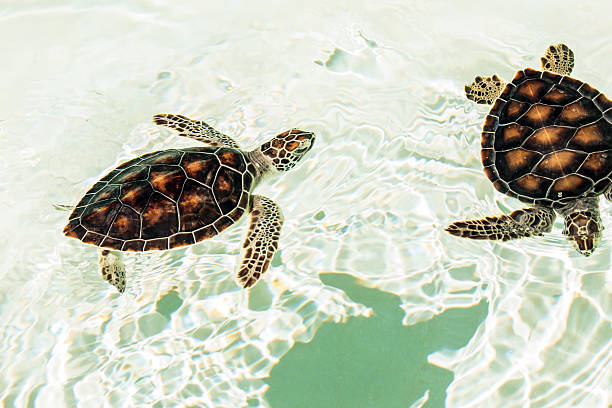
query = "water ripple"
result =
(2, 1, 612, 407)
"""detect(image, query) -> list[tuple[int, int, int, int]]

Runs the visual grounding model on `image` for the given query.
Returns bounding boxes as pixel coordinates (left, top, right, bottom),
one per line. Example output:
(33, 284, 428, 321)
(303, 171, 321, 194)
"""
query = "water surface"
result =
(1, 0, 611, 407)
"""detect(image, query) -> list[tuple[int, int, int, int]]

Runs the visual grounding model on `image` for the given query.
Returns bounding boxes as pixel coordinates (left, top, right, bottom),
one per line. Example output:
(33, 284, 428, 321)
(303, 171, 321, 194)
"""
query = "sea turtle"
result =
(63, 114, 315, 292)
(446, 44, 612, 256)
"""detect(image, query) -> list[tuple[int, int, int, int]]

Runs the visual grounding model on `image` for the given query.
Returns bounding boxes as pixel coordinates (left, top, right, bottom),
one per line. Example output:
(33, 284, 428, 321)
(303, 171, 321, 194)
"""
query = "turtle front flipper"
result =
(153, 114, 239, 148)
(237, 195, 284, 288)
(446, 206, 555, 241)
(540, 43, 574, 76)
(99, 249, 126, 293)
(465, 75, 507, 104)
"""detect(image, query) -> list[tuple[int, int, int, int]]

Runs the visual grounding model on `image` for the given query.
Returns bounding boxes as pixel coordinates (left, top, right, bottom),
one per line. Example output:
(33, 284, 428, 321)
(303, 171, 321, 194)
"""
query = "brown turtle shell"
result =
(482, 68, 612, 208)
(63, 147, 255, 251)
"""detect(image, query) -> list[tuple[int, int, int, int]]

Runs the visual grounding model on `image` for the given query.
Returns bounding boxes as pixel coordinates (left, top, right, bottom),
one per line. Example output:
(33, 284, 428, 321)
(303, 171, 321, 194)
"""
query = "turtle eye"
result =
(294, 138, 312, 153)
(290, 132, 315, 153)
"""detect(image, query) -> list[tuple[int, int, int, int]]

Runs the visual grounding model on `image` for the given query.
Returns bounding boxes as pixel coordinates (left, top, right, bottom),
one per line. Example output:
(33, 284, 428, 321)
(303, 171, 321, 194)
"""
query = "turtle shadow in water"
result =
(265, 273, 488, 408)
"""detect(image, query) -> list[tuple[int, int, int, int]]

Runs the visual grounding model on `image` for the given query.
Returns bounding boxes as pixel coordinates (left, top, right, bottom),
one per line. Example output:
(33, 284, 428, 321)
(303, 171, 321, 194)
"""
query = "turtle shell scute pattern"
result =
(481, 68, 612, 207)
(64, 147, 255, 251)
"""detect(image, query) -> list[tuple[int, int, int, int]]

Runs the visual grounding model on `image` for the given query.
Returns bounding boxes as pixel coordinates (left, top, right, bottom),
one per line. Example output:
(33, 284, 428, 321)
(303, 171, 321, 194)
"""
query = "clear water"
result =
(2, 1, 612, 407)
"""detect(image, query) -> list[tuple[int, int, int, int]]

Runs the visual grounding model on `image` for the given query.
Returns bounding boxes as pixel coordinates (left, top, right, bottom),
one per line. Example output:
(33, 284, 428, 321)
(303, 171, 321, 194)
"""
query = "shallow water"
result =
(1, 0, 612, 407)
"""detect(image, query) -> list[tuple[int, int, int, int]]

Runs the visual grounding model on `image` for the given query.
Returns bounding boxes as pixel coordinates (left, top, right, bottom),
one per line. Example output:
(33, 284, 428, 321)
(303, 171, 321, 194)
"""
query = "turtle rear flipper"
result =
(465, 75, 506, 105)
(237, 195, 283, 288)
(53, 204, 75, 211)
(153, 114, 239, 148)
(446, 206, 555, 241)
(99, 249, 126, 293)
(541, 43, 574, 76)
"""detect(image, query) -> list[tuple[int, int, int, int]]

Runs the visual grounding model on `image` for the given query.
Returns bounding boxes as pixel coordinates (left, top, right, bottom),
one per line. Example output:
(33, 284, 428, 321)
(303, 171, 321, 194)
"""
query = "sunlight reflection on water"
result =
(1, 0, 612, 407)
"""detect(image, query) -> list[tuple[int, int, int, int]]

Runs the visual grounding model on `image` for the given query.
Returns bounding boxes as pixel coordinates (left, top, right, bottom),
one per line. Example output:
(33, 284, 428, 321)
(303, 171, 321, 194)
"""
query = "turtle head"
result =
(563, 208, 602, 257)
(259, 129, 315, 172)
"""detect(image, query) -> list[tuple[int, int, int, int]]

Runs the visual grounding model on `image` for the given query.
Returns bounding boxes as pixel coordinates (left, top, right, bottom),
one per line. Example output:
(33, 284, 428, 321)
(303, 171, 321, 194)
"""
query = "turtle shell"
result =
(63, 147, 255, 251)
(482, 68, 612, 208)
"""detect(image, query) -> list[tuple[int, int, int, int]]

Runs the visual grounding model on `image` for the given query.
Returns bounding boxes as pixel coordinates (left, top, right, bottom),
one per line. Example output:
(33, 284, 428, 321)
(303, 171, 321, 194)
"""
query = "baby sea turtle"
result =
(64, 114, 315, 292)
(446, 44, 612, 256)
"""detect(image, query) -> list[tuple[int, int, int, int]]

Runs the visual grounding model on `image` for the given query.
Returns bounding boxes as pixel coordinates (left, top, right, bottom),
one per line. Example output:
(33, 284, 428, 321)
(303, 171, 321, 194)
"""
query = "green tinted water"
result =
(267, 273, 488, 408)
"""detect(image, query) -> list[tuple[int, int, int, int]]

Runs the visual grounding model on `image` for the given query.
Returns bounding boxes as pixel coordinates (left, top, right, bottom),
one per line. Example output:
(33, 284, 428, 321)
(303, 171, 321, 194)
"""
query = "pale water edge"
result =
(1, 1, 611, 407)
